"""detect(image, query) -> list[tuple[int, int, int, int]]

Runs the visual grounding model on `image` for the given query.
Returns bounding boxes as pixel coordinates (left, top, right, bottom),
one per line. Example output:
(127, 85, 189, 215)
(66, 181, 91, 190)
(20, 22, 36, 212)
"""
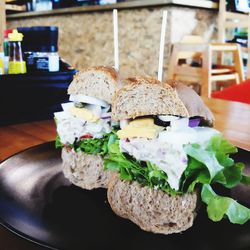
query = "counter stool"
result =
(167, 42, 245, 97)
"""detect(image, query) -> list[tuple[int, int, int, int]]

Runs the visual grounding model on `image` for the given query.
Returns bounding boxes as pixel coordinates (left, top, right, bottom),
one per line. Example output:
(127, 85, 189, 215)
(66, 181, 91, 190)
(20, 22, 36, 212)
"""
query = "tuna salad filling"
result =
(119, 126, 219, 190)
(117, 115, 219, 190)
(54, 95, 117, 156)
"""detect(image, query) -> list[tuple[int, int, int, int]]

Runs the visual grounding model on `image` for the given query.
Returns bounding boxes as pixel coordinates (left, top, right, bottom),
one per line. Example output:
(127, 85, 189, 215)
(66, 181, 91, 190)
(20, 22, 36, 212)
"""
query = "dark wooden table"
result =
(0, 97, 250, 249)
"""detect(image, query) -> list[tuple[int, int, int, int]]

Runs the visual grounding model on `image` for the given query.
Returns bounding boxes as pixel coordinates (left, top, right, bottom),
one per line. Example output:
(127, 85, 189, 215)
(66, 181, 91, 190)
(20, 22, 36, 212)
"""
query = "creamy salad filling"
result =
(54, 95, 112, 145)
(117, 116, 219, 190)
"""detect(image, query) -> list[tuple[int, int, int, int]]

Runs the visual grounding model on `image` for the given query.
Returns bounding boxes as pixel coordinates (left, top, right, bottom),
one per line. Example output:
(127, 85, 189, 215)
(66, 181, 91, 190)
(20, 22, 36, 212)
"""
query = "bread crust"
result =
(166, 80, 214, 125)
(68, 66, 119, 104)
(108, 175, 198, 234)
(124, 76, 163, 86)
(112, 76, 189, 120)
(86, 66, 119, 83)
(72, 66, 119, 85)
(62, 148, 114, 190)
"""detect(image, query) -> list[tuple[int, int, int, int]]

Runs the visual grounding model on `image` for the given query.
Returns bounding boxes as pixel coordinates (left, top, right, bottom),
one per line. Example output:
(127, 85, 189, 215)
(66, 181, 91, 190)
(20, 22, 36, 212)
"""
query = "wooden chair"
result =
(218, 0, 250, 78)
(167, 41, 208, 96)
(209, 43, 244, 95)
(167, 41, 245, 97)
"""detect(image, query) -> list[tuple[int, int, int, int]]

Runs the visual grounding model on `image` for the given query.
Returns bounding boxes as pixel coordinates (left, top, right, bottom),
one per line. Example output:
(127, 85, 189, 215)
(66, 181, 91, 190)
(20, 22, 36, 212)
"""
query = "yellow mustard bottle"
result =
(0, 52, 4, 75)
(8, 29, 27, 74)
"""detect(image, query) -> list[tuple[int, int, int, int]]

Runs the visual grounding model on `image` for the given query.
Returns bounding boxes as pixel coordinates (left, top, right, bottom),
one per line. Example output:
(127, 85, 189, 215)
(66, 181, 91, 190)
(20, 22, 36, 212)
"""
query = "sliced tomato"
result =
(64, 144, 72, 152)
(80, 134, 93, 139)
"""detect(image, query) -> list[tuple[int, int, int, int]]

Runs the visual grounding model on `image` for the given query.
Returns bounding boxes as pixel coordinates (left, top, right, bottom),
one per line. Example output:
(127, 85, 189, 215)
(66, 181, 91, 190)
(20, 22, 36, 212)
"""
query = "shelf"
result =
(242, 47, 249, 53)
(6, 0, 218, 19)
(5, 0, 28, 3)
(225, 11, 250, 20)
(225, 21, 249, 29)
(171, 0, 218, 9)
(224, 11, 250, 29)
(6, 4, 26, 12)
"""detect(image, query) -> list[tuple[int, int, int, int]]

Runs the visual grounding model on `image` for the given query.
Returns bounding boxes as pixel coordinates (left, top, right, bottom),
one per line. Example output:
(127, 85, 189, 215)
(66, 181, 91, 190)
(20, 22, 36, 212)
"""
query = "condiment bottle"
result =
(3, 29, 12, 74)
(3, 29, 12, 57)
(8, 29, 27, 74)
(0, 53, 4, 75)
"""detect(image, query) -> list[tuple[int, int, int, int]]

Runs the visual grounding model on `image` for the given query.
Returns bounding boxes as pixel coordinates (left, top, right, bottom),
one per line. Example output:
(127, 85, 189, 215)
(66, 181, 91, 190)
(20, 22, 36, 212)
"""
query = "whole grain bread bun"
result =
(62, 148, 113, 190)
(108, 175, 198, 234)
(166, 80, 214, 125)
(68, 66, 119, 104)
(112, 76, 189, 121)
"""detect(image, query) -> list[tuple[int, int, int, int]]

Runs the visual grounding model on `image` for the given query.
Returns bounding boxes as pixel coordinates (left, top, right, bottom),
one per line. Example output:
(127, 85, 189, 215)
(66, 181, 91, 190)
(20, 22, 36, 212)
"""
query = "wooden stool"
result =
(167, 42, 245, 97)
(209, 43, 245, 94)
(218, 0, 250, 78)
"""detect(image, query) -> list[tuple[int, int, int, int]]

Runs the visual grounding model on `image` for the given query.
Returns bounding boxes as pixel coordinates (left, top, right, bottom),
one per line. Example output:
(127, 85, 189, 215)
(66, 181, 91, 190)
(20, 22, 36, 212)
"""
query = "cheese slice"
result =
(68, 106, 99, 122)
(117, 118, 163, 139)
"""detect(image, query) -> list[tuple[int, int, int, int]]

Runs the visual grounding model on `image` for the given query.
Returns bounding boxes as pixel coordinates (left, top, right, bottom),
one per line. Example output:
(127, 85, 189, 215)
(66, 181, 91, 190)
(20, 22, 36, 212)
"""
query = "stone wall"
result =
(7, 6, 217, 79)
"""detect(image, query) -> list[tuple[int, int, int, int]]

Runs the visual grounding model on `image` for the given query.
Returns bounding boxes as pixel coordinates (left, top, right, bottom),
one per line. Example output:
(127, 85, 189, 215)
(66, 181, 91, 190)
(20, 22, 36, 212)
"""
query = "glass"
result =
(35, 0, 53, 11)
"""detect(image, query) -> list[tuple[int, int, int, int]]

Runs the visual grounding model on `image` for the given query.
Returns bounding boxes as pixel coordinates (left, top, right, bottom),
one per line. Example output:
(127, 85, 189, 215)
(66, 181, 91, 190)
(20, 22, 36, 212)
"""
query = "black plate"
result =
(0, 142, 250, 250)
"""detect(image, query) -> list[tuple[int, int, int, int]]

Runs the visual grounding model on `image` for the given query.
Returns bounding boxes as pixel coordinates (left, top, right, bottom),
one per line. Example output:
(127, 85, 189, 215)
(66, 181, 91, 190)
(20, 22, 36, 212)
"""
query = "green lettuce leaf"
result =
(180, 157, 209, 192)
(184, 143, 223, 180)
(55, 135, 64, 149)
(206, 135, 238, 155)
(201, 184, 250, 224)
(241, 174, 250, 185)
(213, 162, 245, 188)
(183, 135, 246, 191)
(55, 132, 117, 156)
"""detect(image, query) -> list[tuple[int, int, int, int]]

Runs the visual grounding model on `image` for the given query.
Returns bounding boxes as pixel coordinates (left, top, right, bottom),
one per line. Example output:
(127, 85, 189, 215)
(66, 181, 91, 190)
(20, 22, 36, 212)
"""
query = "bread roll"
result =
(62, 148, 113, 190)
(68, 66, 119, 104)
(108, 175, 198, 234)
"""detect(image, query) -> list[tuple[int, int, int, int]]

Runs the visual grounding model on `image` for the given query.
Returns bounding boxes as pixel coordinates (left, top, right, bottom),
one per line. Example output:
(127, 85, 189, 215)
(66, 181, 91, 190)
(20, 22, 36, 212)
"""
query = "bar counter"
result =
(6, 1, 218, 79)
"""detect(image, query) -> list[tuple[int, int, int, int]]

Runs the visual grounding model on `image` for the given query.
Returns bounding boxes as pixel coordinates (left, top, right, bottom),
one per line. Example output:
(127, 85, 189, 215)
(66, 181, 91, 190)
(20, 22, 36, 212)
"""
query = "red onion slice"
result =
(101, 112, 111, 119)
(189, 117, 201, 127)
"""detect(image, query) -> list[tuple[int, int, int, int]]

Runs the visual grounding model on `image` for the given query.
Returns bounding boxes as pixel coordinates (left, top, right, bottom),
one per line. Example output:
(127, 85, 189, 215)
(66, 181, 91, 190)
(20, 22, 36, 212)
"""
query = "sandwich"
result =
(54, 66, 119, 189)
(105, 77, 250, 234)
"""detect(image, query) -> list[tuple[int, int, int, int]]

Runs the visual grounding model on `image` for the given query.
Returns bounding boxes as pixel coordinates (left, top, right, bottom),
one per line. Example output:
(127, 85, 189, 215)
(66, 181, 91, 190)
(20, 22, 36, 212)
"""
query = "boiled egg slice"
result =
(69, 94, 110, 108)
